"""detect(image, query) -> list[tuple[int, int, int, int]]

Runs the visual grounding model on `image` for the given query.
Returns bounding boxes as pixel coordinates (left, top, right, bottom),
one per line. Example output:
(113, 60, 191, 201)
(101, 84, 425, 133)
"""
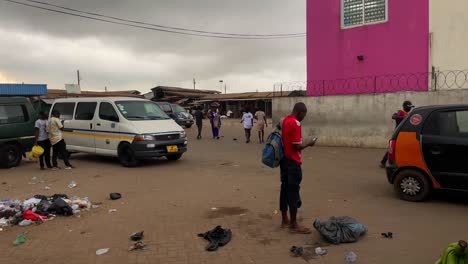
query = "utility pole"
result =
(219, 80, 223, 93)
(193, 78, 196, 90)
(77, 70, 81, 87)
(224, 84, 227, 94)
(105, 86, 108, 92)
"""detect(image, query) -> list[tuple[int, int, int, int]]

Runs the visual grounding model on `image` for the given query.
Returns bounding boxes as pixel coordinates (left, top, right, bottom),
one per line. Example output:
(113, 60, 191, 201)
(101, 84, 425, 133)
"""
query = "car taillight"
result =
(388, 139, 396, 161)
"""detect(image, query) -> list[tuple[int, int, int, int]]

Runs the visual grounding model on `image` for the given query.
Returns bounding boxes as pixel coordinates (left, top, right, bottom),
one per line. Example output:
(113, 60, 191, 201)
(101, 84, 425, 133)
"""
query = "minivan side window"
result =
(0, 105, 27, 124)
(99, 102, 119, 122)
(423, 110, 468, 137)
(52, 103, 75, 120)
(75, 102, 97, 120)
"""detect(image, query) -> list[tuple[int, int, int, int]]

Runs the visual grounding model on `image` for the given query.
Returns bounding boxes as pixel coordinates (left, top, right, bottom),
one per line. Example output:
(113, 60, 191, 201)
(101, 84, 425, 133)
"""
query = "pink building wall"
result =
(307, 0, 429, 96)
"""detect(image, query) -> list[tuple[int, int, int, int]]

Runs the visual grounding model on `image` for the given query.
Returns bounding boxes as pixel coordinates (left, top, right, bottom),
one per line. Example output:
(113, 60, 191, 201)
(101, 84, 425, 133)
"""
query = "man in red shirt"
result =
(280, 102, 317, 234)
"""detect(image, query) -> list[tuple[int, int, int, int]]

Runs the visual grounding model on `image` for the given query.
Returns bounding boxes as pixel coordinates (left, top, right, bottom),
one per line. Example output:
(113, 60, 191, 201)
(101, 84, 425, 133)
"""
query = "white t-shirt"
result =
(48, 117, 64, 145)
(35, 119, 49, 141)
(242, 112, 254, 129)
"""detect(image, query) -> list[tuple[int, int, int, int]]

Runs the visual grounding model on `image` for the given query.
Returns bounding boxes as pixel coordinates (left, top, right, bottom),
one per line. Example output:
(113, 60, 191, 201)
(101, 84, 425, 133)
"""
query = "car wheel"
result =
(185, 125, 192, 128)
(118, 143, 139, 167)
(166, 154, 182, 161)
(0, 144, 22, 168)
(394, 170, 431, 202)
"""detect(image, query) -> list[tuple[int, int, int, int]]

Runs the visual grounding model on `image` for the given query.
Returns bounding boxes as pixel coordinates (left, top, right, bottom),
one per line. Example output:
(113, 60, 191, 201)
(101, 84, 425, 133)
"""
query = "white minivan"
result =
(50, 97, 188, 167)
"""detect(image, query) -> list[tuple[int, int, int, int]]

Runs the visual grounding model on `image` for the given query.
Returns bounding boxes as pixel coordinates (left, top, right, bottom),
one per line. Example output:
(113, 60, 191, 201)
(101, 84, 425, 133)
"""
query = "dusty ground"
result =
(1, 119, 468, 264)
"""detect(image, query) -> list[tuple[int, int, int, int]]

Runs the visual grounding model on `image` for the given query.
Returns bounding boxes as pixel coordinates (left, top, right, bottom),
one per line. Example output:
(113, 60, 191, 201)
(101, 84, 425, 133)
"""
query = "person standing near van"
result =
(241, 109, 254, 143)
(255, 108, 267, 143)
(48, 110, 74, 170)
(280, 102, 316, 234)
(34, 111, 52, 170)
(380, 100, 415, 168)
(209, 105, 221, 139)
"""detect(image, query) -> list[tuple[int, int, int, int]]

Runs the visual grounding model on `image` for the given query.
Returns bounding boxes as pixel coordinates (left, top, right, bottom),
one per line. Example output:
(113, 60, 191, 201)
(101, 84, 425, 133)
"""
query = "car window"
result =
(75, 102, 97, 120)
(423, 110, 468, 137)
(157, 103, 172, 113)
(99, 102, 119, 122)
(0, 105, 27, 124)
(52, 103, 75, 120)
(115, 101, 170, 121)
(172, 104, 186, 113)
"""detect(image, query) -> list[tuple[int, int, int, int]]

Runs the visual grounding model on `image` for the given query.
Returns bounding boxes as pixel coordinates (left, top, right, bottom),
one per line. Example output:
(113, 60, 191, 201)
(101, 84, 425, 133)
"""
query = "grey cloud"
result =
(0, 0, 305, 92)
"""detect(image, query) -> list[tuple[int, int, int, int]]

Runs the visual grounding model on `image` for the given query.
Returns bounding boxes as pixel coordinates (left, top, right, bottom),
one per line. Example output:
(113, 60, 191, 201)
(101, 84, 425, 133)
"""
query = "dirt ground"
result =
(1, 119, 468, 264)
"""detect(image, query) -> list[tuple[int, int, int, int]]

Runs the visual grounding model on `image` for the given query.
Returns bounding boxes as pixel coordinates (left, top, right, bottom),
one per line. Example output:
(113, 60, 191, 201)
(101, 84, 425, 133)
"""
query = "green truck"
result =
(0, 97, 37, 168)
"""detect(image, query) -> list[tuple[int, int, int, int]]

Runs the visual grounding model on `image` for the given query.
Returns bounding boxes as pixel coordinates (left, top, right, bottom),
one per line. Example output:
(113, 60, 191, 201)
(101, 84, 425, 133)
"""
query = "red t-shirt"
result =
(282, 115, 303, 164)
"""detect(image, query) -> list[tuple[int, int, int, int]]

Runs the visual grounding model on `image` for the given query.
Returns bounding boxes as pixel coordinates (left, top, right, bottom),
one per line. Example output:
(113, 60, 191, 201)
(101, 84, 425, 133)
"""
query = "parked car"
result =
(153, 102, 194, 128)
(50, 97, 188, 167)
(0, 97, 37, 168)
(386, 104, 468, 201)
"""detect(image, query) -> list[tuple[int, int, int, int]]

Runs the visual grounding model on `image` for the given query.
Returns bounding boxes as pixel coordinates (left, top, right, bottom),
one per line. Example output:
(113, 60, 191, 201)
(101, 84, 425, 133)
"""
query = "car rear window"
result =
(0, 105, 27, 124)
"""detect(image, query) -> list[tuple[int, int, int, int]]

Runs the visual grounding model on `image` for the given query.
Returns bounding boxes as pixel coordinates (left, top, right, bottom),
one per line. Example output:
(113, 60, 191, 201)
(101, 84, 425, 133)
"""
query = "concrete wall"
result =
(273, 89, 468, 148)
(430, 0, 468, 71)
(307, 0, 429, 96)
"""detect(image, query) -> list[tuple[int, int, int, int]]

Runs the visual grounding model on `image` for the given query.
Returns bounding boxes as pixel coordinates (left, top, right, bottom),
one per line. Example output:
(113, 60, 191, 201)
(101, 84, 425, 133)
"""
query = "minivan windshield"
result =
(115, 101, 170, 121)
(172, 104, 186, 113)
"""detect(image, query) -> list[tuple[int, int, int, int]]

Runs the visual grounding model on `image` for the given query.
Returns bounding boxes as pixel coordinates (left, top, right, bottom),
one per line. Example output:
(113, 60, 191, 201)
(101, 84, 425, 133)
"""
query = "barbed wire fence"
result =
(273, 70, 468, 97)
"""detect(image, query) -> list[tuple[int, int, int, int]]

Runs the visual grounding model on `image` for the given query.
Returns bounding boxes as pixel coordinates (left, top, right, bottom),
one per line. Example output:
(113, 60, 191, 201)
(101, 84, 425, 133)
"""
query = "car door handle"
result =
(90, 123, 93, 130)
(96, 123, 101, 126)
(430, 147, 442, 155)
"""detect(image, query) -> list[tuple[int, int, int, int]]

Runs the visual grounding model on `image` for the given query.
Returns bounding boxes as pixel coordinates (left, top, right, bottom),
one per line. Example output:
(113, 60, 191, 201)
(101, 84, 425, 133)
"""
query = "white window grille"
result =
(342, 0, 388, 29)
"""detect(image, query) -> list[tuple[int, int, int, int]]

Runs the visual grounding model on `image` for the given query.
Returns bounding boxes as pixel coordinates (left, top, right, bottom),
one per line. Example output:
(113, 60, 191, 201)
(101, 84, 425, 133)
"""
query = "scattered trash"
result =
(31, 177, 37, 181)
(2, 182, 6, 184)
(313, 216, 367, 244)
(109, 193, 121, 200)
(0, 228, 3, 231)
(129, 241, 148, 251)
(273, 210, 278, 215)
(315, 247, 328, 256)
(13, 233, 26, 246)
(68, 181, 77, 189)
(198, 225, 232, 251)
(0, 193, 95, 229)
(108, 209, 117, 213)
(435, 240, 468, 264)
(239, 213, 246, 216)
(233, 138, 237, 141)
(345, 251, 358, 263)
(96, 248, 110, 256)
(381, 232, 393, 239)
(91, 205, 100, 209)
(45, 186, 51, 190)
(290, 246, 304, 257)
(130, 231, 144, 241)
(211, 207, 218, 211)
(18, 220, 32, 227)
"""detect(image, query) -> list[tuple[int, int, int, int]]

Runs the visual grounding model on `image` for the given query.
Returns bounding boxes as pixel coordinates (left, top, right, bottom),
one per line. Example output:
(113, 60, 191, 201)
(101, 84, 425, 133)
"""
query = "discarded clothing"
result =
(22, 210, 48, 221)
(48, 198, 73, 216)
(198, 225, 232, 251)
(313, 216, 367, 244)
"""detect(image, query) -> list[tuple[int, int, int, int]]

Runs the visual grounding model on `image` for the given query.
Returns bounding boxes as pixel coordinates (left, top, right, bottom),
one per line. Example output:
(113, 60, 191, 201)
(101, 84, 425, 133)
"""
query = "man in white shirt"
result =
(35, 111, 52, 170)
(241, 109, 254, 143)
(48, 110, 73, 170)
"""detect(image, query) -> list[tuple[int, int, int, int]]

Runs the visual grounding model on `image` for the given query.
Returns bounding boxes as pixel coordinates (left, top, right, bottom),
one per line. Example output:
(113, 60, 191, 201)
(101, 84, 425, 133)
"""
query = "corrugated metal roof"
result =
(0, 83, 47, 95)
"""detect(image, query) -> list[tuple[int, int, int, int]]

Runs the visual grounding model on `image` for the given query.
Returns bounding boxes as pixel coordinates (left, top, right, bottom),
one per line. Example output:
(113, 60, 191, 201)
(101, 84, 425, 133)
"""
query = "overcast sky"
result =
(0, 0, 305, 93)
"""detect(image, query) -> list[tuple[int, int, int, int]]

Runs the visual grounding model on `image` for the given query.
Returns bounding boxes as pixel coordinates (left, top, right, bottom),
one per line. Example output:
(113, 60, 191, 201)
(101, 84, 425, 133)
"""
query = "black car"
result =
(154, 102, 194, 128)
(386, 104, 468, 201)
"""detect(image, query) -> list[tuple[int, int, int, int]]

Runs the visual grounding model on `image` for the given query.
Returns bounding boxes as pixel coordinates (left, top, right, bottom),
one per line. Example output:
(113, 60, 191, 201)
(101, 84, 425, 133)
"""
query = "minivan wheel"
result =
(0, 144, 22, 168)
(166, 154, 182, 161)
(394, 170, 431, 202)
(118, 143, 139, 167)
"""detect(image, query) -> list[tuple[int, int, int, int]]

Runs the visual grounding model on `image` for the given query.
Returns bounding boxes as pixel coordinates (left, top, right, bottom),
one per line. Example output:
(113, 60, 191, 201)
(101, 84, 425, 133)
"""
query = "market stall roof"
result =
(200, 91, 301, 102)
(0, 83, 47, 96)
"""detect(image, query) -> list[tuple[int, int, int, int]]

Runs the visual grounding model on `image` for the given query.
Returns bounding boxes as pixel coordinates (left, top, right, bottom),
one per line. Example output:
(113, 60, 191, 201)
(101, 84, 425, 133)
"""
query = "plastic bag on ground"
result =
(198, 225, 232, 251)
(48, 198, 73, 216)
(13, 233, 26, 246)
(313, 216, 367, 244)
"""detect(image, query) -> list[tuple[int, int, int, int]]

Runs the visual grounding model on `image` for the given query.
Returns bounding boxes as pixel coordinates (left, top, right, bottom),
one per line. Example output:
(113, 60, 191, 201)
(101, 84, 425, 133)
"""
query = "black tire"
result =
(118, 143, 139, 167)
(185, 125, 192, 128)
(166, 154, 182, 161)
(0, 144, 22, 168)
(394, 170, 431, 202)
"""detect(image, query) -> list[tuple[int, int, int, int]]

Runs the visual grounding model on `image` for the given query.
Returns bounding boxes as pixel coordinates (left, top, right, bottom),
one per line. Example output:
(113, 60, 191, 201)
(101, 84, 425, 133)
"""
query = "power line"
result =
(24, 0, 306, 37)
(0, 0, 306, 39)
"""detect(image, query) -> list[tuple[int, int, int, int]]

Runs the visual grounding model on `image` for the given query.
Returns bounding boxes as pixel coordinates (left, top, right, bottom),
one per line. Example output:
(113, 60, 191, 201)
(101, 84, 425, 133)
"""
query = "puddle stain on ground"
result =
(258, 213, 273, 220)
(257, 238, 280, 245)
(205, 207, 249, 219)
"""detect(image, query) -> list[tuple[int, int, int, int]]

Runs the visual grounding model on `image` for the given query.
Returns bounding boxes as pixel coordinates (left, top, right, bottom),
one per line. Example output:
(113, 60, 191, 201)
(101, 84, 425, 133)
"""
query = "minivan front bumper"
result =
(131, 139, 188, 158)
